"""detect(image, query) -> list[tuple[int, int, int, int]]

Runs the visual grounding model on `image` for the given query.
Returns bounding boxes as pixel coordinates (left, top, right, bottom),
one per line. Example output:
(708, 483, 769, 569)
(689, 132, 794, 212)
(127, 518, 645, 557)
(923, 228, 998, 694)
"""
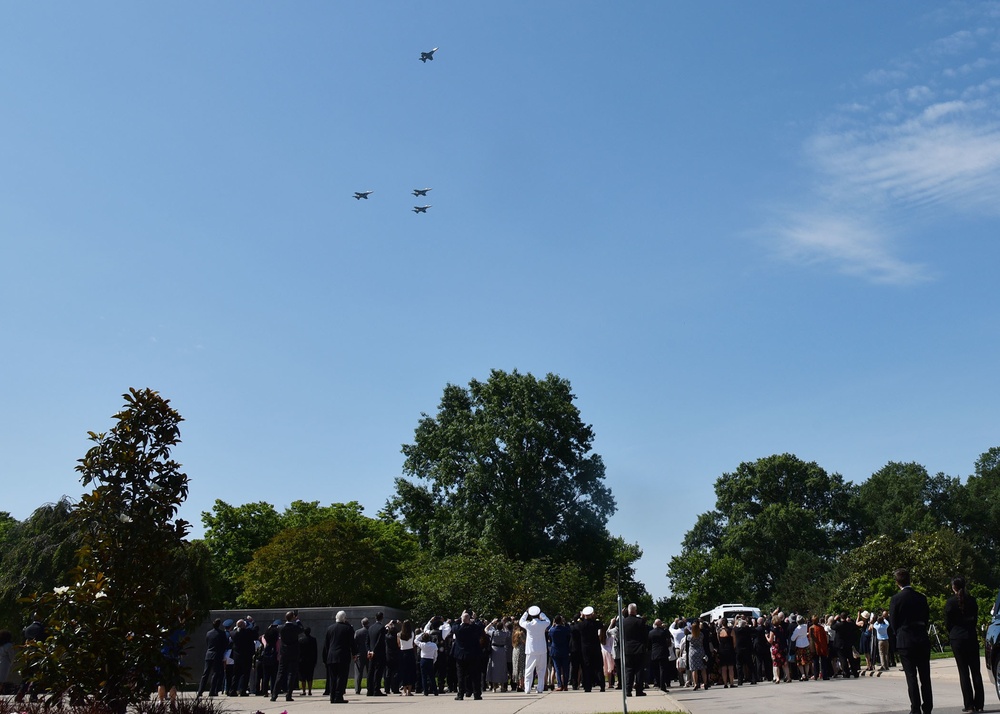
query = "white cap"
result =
(528, 605, 541, 617)
(581, 606, 595, 616)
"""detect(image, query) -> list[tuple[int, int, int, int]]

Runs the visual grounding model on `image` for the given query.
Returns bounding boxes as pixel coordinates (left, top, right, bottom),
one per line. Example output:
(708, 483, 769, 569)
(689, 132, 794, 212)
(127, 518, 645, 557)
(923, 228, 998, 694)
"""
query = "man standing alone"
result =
(890, 568, 932, 714)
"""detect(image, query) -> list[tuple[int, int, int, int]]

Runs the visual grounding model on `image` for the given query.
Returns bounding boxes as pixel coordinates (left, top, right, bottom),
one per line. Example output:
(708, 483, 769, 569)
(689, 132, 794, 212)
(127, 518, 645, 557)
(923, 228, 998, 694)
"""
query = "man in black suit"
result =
(647, 619, 670, 692)
(621, 603, 648, 697)
(324, 611, 356, 704)
(353, 618, 370, 695)
(890, 568, 933, 714)
(366, 612, 388, 696)
(197, 618, 229, 698)
(451, 611, 484, 700)
(272, 611, 302, 702)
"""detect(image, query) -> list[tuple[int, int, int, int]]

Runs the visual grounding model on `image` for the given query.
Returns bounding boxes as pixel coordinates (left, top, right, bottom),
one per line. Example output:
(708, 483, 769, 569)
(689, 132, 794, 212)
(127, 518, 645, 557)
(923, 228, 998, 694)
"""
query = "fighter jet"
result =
(412, 188, 432, 197)
(353, 191, 374, 200)
(419, 47, 438, 63)
(412, 205, 432, 213)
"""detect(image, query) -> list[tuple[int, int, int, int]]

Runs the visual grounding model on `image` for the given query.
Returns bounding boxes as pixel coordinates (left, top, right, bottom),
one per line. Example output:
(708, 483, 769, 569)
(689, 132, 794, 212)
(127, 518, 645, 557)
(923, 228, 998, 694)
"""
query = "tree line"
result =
(1, 375, 997, 711)
(663, 450, 1000, 625)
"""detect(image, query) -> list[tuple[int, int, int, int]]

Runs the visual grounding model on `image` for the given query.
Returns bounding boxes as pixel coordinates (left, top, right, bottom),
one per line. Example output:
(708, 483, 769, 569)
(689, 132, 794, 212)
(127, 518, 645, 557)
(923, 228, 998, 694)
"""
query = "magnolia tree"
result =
(20, 388, 192, 712)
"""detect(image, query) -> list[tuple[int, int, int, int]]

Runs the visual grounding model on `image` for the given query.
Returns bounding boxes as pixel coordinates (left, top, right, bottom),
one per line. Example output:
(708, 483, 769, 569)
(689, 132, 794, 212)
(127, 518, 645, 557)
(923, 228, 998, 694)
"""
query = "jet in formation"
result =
(412, 205, 432, 213)
(419, 47, 438, 63)
(353, 191, 374, 200)
(412, 188, 432, 197)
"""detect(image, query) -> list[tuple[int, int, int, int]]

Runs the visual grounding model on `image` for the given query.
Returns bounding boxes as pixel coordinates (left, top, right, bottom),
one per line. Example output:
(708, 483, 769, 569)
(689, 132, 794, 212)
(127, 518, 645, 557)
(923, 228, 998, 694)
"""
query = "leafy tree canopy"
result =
(668, 454, 861, 608)
(386, 369, 617, 581)
(238, 506, 417, 608)
(21, 388, 192, 714)
(856, 461, 962, 541)
(0, 499, 81, 628)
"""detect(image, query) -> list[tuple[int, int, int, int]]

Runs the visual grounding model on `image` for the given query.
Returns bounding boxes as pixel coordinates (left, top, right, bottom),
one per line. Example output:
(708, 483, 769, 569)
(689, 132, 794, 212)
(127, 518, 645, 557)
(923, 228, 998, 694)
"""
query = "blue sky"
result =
(2, 1, 999, 601)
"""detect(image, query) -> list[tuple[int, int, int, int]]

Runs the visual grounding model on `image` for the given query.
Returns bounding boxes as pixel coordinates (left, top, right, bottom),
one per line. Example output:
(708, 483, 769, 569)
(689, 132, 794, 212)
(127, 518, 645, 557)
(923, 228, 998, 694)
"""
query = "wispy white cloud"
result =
(768, 7, 1000, 285)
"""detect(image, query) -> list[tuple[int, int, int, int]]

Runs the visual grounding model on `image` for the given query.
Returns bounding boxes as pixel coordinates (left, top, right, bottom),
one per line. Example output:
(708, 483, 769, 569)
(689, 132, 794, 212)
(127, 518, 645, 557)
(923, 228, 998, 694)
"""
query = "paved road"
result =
(6, 659, 994, 714)
(671, 659, 996, 714)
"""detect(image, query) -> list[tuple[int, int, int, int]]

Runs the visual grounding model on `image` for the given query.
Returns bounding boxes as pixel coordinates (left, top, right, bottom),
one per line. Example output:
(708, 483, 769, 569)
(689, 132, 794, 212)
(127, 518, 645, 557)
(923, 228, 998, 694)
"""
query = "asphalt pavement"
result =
(179, 659, 995, 714)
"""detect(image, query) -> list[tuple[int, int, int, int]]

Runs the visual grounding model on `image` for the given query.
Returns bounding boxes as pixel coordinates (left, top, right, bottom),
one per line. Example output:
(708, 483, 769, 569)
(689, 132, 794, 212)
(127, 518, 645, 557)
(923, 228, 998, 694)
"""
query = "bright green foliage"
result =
(857, 462, 962, 541)
(830, 530, 976, 618)
(387, 369, 617, 583)
(0, 499, 81, 628)
(959, 447, 1000, 585)
(402, 548, 599, 622)
(201, 500, 284, 606)
(19, 388, 192, 713)
(668, 454, 860, 609)
(238, 506, 417, 608)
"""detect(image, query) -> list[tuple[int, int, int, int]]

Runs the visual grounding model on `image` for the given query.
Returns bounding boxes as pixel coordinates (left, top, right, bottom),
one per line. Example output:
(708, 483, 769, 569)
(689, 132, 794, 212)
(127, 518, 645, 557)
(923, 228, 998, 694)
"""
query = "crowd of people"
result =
(0, 570, 988, 714)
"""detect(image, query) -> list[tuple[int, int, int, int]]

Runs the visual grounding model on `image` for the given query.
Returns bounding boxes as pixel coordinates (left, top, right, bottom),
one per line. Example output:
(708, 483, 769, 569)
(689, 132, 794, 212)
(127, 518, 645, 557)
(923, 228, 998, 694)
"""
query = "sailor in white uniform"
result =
(519, 606, 550, 693)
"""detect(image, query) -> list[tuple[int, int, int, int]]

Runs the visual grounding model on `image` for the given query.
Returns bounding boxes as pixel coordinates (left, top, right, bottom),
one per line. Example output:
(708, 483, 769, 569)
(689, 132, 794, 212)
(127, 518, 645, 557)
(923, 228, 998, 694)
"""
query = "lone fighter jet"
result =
(353, 191, 374, 200)
(412, 205, 432, 213)
(412, 188, 432, 197)
(419, 47, 438, 63)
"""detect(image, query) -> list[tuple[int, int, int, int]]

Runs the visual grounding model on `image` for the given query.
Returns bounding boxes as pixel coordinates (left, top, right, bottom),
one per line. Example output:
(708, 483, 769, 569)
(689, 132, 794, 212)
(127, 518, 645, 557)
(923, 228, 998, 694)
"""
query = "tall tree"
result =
(238, 511, 417, 608)
(856, 461, 961, 541)
(20, 388, 192, 713)
(386, 369, 617, 580)
(667, 454, 861, 607)
(201, 499, 284, 606)
(958, 446, 1000, 587)
(0, 499, 81, 628)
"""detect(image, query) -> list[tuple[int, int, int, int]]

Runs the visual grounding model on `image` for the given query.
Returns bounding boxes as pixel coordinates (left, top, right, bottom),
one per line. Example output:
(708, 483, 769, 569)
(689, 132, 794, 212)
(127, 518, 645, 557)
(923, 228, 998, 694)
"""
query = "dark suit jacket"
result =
(324, 622, 357, 665)
(576, 618, 603, 660)
(622, 615, 647, 656)
(354, 627, 370, 657)
(368, 622, 387, 662)
(205, 626, 229, 661)
(450, 622, 484, 661)
(279, 620, 304, 662)
(889, 586, 931, 650)
(647, 626, 669, 662)
(231, 626, 257, 662)
(944, 593, 978, 643)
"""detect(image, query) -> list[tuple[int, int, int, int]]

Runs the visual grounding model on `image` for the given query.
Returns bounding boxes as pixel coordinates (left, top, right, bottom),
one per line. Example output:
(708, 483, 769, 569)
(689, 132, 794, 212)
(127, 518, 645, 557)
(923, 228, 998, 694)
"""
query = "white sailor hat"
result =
(581, 606, 595, 616)
(528, 605, 541, 617)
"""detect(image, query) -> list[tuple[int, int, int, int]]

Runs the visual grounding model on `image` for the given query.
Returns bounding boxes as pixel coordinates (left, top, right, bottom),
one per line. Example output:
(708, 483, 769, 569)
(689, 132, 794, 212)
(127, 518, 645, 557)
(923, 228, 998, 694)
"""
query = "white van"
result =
(699, 603, 762, 623)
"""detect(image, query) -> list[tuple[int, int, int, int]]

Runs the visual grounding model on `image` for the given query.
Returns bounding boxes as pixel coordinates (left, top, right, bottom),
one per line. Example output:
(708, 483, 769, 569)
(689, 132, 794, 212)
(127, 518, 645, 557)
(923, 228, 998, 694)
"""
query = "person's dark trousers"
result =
(455, 657, 482, 699)
(420, 658, 438, 695)
(354, 655, 368, 694)
(737, 650, 756, 684)
(951, 638, 985, 711)
(262, 660, 278, 696)
(614, 657, 623, 688)
(272, 660, 298, 701)
(234, 657, 252, 695)
(328, 661, 351, 703)
(552, 654, 570, 689)
(579, 657, 596, 691)
(197, 657, 224, 696)
(839, 649, 859, 678)
(652, 659, 669, 690)
(898, 645, 933, 714)
(624, 653, 647, 695)
(569, 651, 582, 689)
(385, 658, 399, 694)
(367, 659, 386, 696)
(665, 658, 678, 687)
